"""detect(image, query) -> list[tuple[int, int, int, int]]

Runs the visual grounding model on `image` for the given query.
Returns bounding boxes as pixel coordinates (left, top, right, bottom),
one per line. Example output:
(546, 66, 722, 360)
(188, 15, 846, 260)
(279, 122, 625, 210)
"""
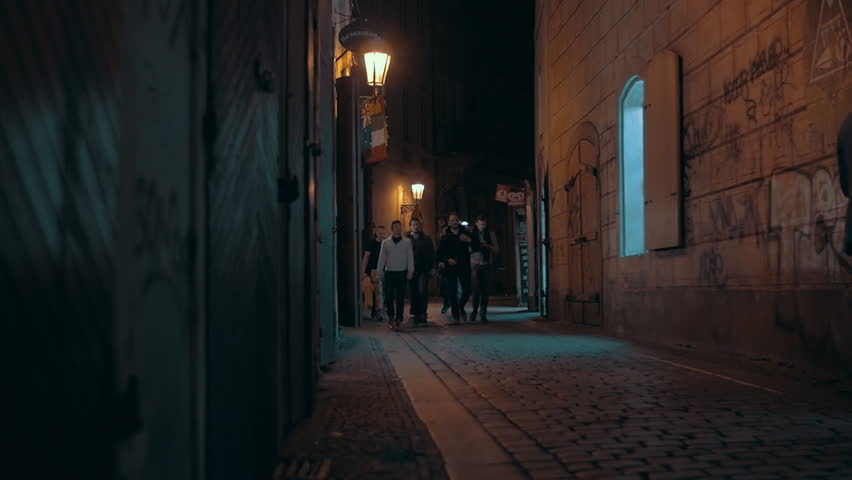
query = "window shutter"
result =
(643, 50, 682, 250)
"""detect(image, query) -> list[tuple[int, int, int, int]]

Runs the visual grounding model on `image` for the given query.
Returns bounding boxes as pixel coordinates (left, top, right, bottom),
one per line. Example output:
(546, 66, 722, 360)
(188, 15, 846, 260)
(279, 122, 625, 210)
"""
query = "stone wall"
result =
(537, 0, 852, 368)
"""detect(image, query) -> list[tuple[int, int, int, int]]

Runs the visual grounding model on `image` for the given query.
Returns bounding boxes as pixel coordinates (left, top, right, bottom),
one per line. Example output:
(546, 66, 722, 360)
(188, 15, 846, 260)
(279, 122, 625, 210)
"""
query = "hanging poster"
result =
(361, 94, 389, 164)
(495, 184, 511, 203)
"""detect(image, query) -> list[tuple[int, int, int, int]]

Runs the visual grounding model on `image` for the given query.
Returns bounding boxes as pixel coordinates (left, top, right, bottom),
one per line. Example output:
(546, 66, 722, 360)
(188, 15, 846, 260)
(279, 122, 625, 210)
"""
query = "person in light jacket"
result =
(376, 220, 414, 329)
(361, 226, 387, 321)
(469, 214, 500, 323)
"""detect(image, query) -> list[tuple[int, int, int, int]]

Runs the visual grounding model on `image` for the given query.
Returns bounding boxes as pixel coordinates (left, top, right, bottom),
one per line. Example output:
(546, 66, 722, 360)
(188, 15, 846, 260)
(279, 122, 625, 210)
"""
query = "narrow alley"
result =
(280, 302, 852, 479)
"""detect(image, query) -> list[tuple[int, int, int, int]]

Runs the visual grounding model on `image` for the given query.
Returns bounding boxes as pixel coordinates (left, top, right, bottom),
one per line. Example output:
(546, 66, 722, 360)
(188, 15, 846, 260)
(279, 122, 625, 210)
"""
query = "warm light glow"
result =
(364, 51, 391, 86)
(411, 183, 424, 201)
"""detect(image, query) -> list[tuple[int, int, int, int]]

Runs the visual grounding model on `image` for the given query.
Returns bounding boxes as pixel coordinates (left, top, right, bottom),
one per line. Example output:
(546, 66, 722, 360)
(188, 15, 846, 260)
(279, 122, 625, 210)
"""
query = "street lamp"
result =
(338, 18, 391, 91)
(364, 50, 391, 94)
(411, 183, 424, 202)
(401, 183, 424, 214)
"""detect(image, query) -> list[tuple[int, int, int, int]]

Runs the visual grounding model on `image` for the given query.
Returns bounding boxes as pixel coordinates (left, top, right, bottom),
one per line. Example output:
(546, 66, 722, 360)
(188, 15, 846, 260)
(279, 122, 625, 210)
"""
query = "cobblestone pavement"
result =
(393, 304, 852, 480)
(279, 326, 448, 480)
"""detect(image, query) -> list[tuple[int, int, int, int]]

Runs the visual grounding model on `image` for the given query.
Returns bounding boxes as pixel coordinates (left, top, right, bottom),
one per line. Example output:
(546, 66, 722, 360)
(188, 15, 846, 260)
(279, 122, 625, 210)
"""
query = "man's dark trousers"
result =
(471, 264, 492, 317)
(384, 271, 407, 320)
(443, 266, 471, 320)
(409, 271, 429, 323)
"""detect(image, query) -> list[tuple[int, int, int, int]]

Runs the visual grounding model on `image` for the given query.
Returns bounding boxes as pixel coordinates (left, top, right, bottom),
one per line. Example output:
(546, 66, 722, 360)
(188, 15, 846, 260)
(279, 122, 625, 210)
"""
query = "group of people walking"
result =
(361, 212, 499, 329)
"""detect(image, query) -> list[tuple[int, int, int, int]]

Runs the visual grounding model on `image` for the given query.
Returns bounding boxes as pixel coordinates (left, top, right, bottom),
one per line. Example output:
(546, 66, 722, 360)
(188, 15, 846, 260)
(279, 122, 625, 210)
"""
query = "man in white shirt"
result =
(376, 220, 414, 329)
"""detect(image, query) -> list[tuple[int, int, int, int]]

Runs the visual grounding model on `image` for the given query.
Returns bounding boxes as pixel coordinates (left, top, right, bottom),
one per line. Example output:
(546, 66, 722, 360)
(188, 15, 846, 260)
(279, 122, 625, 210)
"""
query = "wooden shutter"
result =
(643, 50, 683, 249)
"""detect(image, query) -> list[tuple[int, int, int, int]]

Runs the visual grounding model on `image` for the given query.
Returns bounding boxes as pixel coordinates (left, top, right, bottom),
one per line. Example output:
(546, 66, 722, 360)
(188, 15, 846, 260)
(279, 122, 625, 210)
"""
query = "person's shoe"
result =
(480, 315, 488, 323)
(470, 311, 478, 323)
(461, 311, 468, 322)
(441, 304, 449, 314)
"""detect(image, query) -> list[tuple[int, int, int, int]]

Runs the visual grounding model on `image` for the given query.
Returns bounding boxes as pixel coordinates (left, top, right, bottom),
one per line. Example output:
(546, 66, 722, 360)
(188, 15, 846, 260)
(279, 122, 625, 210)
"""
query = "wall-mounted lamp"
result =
(364, 51, 391, 92)
(401, 183, 424, 214)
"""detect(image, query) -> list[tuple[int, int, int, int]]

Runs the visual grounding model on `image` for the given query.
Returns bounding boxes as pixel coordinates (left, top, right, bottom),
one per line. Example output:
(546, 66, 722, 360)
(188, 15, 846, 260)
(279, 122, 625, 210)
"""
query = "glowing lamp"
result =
(411, 183, 424, 202)
(364, 51, 391, 87)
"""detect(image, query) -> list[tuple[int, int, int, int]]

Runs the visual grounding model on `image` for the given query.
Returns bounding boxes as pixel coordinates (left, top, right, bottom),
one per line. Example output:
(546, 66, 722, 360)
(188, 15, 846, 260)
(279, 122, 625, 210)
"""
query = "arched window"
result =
(619, 76, 646, 257)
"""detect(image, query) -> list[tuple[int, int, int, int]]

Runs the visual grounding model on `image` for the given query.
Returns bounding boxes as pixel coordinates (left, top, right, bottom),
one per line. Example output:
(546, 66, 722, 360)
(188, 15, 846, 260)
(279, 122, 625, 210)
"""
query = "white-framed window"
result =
(619, 76, 646, 257)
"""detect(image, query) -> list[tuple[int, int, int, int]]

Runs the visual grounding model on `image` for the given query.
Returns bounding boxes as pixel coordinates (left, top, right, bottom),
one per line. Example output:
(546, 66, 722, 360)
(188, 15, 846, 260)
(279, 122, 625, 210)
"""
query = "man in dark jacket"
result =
(407, 218, 435, 326)
(838, 112, 852, 256)
(437, 212, 473, 324)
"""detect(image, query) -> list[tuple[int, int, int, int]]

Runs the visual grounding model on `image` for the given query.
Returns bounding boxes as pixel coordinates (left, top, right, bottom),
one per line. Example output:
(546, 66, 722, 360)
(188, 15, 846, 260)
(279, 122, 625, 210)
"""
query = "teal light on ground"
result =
(619, 77, 646, 257)
(453, 333, 625, 360)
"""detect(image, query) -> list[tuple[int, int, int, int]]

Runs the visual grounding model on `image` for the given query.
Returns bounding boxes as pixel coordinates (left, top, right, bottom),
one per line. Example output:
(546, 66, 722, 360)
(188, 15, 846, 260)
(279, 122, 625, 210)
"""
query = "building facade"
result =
(536, 0, 852, 369)
(1, 1, 339, 478)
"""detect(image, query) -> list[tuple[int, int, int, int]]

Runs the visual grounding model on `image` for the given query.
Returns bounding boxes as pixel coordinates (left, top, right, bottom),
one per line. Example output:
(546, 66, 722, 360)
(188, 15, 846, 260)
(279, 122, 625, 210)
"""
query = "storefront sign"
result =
(339, 20, 383, 52)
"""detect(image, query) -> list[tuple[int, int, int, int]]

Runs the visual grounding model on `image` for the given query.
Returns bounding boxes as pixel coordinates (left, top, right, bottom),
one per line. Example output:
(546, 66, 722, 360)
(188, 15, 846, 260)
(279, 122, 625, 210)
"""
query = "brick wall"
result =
(537, 0, 852, 369)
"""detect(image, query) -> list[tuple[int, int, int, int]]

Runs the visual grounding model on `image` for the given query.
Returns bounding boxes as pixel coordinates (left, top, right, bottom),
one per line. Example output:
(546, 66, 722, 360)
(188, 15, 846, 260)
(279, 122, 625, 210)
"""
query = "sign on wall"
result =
(508, 191, 526, 207)
(361, 94, 388, 164)
(496, 184, 525, 206)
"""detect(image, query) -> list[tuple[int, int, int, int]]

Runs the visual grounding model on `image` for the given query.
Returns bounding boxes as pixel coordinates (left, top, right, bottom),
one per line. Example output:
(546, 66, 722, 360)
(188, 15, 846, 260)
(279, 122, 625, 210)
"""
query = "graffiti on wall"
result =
(682, 108, 748, 198)
(724, 38, 791, 107)
(771, 167, 851, 275)
(809, 0, 852, 83)
(683, 33, 825, 202)
(721, 37, 795, 128)
(709, 184, 763, 243)
(679, 8, 851, 261)
(699, 247, 727, 287)
(133, 177, 188, 309)
(141, 0, 188, 48)
(684, 104, 724, 160)
(806, 0, 852, 135)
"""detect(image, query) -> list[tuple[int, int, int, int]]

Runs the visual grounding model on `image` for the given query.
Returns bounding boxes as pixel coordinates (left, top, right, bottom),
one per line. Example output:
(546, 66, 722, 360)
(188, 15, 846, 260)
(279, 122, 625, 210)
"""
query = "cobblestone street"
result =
(285, 303, 852, 479)
(279, 328, 448, 480)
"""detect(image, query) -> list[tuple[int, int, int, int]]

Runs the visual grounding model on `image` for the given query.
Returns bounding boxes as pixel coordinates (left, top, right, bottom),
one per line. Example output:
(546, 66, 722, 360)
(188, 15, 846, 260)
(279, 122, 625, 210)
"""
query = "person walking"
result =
(470, 214, 500, 323)
(436, 217, 452, 314)
(376, 220, 414, 329)
(406, 218, 435, 326)
(437, 212, 473, 324)
(361, 226, 386, 321)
